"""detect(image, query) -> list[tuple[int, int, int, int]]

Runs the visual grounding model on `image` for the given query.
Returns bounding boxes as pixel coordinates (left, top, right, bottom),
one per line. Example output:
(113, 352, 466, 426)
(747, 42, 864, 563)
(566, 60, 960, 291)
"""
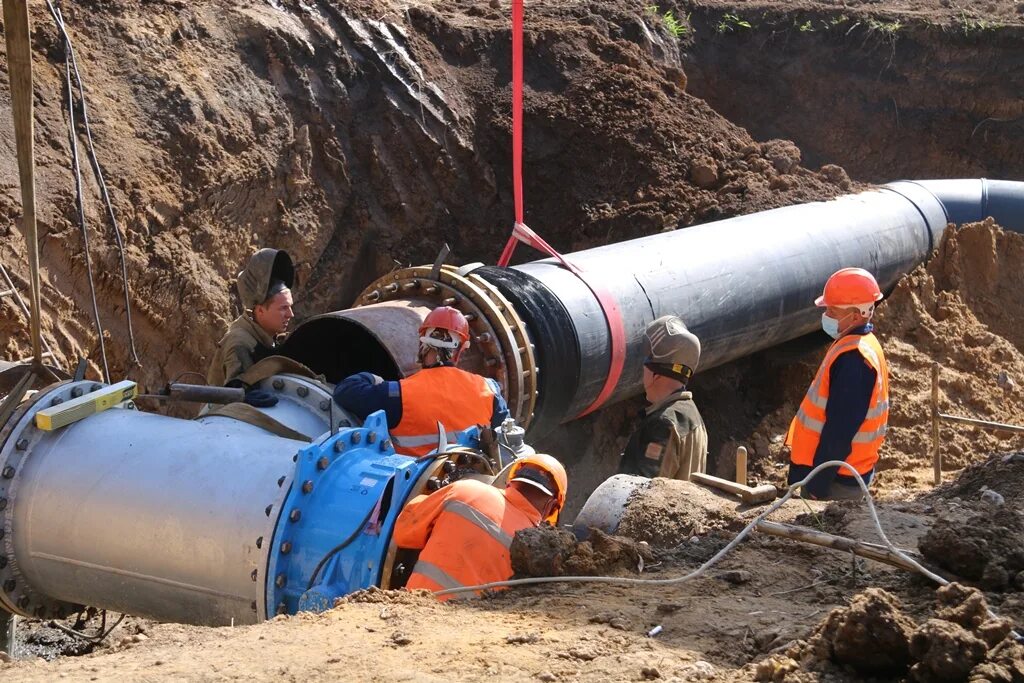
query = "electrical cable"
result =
(306, 502, 381, 590)
(432, 459, 1020, 639)
(49, 1, 110, 384)
(48, 1, 142, 369)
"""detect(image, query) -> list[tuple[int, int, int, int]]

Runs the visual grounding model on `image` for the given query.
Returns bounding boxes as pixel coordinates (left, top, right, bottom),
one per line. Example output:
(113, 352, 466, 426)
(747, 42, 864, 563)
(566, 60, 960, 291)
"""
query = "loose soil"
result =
(0, 0, 851, 389)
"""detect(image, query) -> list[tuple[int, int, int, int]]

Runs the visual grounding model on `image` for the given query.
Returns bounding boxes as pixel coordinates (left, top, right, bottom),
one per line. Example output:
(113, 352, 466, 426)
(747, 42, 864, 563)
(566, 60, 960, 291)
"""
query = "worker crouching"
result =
(786, 268, 890, 500)
(333, 306, 510, 456)
(393, 454, 568, 601)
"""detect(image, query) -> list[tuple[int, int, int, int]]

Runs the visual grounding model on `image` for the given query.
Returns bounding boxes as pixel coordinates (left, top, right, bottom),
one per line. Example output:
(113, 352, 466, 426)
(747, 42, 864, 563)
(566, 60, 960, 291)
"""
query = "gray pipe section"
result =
(6, 396, 304, 625)
(892, 179, 1024, 233)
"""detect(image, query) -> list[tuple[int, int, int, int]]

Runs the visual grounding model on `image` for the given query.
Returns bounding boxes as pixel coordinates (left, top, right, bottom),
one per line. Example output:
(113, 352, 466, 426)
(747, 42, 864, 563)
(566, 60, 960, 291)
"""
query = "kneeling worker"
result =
(618, 315, 707, 480)
(786, 268, 889, 500)
(207, 248, 295, 388)
(333, 306, 510, 456)
(393, 454, 567, 600)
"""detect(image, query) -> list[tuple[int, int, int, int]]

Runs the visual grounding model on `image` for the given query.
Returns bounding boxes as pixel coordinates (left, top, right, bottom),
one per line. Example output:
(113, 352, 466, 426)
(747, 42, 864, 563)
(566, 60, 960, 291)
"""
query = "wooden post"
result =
(931, 363, 941, 486)
(735, 446, 747, 486)
(2, 0, 44, 369)
(756, 520, 923, 574)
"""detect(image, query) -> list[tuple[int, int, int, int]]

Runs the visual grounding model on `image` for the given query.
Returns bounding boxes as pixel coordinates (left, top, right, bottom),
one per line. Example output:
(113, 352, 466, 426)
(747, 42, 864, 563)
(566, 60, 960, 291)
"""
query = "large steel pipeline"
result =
(282, 179, 1024, 436)
(0, 376, 479, 625)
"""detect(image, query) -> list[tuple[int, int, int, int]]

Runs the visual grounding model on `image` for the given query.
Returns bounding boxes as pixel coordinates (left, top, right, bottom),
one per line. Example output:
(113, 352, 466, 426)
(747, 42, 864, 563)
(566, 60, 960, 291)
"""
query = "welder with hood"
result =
(618, 315, 708, 480)
(207, 248, 295, 399)
(393, 453, 568, 600)
(332, 306, 510, 456)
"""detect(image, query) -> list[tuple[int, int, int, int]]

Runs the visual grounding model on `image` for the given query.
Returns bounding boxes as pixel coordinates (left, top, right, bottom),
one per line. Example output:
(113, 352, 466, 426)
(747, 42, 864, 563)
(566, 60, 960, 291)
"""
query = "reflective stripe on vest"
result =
(787, 332, 890, 476)
(443, 500, 515, 547)
(410, 560, 465, 592)
(406, 493, 522, 598)
(391, 367, 496, 456)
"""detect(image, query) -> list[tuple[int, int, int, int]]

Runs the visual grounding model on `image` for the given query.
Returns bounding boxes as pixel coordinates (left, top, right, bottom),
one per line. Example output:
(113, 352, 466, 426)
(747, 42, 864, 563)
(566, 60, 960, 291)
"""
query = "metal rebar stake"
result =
(0, 610, 15, 658)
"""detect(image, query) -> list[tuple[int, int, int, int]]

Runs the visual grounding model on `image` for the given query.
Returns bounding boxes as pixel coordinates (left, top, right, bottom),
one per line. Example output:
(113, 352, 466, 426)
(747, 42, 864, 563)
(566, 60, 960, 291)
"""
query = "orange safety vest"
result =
(786, 332, 889, 477)
(393, 480, 541, 600)
(391, 366, 496, 456)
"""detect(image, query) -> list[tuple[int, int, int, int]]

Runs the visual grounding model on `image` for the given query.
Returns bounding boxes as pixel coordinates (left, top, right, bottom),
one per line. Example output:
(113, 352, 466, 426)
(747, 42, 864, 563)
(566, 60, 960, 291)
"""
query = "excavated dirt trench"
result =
(3, 1, 1024, 679)
(680, 1, 1024, 182)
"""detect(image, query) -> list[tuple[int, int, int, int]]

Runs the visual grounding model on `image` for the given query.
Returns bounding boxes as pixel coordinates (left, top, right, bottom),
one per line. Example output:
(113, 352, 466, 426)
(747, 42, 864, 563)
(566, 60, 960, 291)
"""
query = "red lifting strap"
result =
(497, 1, 625, 418)
(498, 223, 627, 418)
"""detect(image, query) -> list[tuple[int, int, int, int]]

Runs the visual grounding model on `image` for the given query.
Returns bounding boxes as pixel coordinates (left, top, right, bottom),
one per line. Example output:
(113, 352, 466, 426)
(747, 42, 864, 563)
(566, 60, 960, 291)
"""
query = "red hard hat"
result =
(418, 306, 470, 344)
(815, 268, 883, 308)
(507, 453, 568, 524)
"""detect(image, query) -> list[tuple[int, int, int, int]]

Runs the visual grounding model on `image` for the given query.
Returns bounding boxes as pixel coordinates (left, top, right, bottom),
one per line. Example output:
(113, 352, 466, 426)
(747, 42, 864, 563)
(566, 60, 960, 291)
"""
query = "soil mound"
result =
(874, 219, 1024, 481)
(919, 507, 1024, 591)
(615, 478, 741, 548)
(778, 583, 1021, 682)
(510, 526, 651, 577)
(932, 452, 1024, 508)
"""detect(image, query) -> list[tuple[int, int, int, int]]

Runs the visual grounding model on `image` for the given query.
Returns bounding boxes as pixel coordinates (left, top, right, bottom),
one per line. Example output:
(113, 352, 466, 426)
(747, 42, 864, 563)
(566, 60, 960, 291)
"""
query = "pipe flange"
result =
(257, 373, 357, 432)
(356, 266, 538, 427)
(0, 379, 114, 618)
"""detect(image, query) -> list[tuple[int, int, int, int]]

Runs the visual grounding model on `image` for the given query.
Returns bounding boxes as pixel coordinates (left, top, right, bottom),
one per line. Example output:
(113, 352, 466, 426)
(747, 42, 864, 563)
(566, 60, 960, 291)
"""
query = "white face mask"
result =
(821, 313, 841, 339)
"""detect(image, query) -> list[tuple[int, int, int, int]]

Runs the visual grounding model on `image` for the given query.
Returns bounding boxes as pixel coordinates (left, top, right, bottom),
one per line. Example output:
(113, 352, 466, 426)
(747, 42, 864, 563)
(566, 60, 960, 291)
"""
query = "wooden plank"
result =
(2, 0, 43, 367)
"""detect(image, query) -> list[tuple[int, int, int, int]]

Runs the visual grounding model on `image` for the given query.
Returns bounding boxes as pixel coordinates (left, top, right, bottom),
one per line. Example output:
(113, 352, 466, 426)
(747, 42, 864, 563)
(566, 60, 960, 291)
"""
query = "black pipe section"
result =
(284, 179, 1024, 435)
(472, 267, 581, 438)
(507, 184, 952, 420)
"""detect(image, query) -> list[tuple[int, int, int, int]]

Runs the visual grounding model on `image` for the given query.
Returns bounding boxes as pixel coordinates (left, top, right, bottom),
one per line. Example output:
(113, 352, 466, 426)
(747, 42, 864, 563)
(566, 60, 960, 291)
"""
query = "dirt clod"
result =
(717, 570, 753, 585)
(511, 527, 651, 577)
(640, 665, 661, 679)
(909, 618, 988, 683)
(814, 588, 915, 675)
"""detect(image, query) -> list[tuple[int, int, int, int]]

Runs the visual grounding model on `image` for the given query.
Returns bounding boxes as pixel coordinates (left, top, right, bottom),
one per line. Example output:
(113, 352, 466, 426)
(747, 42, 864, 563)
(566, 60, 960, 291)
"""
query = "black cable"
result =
(49, 2, 141, 368)
(50, 1, 110, 383)
(169, 371, 209, 385)
(306, 503, 380, 590)
(51, 610, 126, 644)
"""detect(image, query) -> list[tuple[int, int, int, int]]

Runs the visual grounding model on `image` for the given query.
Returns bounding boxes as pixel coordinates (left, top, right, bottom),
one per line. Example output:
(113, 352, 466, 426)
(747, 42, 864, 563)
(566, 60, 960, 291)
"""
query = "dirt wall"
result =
(0, 0, 850, 394)
(681, 2, 1024, 182)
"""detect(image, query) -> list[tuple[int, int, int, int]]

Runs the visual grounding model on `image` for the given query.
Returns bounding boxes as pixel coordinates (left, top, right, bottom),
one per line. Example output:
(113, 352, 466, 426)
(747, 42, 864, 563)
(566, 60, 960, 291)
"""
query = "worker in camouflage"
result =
(618, 315, 708, 480)
(207, 248, 295, 393)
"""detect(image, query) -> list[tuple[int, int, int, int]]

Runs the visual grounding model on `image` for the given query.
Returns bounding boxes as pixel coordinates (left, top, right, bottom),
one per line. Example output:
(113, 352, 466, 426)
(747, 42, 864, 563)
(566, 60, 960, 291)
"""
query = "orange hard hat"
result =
(815, 268, 883, 308)
(507, 453, 568, 524)
(418, 306, 471, 347)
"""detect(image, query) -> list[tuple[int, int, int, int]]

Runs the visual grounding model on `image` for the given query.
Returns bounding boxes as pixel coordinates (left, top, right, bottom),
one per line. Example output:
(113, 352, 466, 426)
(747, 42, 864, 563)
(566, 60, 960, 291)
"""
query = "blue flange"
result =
(264, 411, 479, 616)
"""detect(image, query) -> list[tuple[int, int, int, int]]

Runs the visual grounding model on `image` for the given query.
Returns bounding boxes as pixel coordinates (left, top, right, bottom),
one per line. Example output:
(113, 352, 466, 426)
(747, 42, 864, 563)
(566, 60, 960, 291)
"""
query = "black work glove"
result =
(244, 389, 279, 408)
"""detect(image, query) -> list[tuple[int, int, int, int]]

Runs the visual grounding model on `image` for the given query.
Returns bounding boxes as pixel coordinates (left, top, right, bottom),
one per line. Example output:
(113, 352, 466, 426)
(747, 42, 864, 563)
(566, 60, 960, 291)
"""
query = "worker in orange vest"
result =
(393, 453, 568, 600)
(786, 268, 890, 500)
(332, 306, 510, 456)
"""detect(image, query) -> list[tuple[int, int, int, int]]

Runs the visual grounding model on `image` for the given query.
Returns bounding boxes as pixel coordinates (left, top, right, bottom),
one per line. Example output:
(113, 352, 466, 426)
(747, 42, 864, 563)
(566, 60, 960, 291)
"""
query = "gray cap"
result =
(646, 315, 700, 374)
(237, 249, 294, 310)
